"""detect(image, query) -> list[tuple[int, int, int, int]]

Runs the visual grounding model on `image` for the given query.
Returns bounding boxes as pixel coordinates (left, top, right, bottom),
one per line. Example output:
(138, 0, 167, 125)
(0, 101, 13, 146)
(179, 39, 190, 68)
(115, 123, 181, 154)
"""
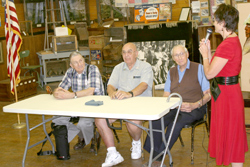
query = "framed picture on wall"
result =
(179, 7, 190, 21)
(133, 40, 185, 89)
(0, 42, 3, 64)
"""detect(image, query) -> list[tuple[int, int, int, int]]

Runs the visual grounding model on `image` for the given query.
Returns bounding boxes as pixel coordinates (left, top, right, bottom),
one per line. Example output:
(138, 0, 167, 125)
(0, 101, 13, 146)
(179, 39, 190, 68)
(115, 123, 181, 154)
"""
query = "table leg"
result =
(160, 117, 173, 166)
(148, 118, 173, 167)
(148, 121, 154, 167)
(42, 115, 55, 153)
(124, 115, 176, 167)
(22, 115, 59, 166)
(22, 114, 30, 167)
(161, 107, 180, 167)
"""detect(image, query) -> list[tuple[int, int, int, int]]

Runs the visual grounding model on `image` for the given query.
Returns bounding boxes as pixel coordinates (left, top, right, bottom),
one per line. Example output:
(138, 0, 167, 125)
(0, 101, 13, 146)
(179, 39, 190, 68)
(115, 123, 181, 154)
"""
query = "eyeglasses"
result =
(173, 52, 186, 59)
(122, 49, 135, 56)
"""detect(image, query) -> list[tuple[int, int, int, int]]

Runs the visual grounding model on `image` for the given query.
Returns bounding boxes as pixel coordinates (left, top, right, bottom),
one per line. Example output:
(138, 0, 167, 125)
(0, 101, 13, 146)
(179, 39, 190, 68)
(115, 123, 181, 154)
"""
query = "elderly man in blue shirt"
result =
(143, 45, 211, 167)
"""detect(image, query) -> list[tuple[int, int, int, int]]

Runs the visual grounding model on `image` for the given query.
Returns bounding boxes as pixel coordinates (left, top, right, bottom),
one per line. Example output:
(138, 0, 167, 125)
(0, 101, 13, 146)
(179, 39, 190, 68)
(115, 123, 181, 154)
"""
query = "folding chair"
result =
(178, 104, 210, 164)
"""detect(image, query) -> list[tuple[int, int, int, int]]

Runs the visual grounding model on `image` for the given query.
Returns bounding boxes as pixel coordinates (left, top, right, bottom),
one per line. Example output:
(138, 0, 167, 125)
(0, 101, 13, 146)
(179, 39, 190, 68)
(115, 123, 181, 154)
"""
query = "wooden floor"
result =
(0, 86, 250, 167)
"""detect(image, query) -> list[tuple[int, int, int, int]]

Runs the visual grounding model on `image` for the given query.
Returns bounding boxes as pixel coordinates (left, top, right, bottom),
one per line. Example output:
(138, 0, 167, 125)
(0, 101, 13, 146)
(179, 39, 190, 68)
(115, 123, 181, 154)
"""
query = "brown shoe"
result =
(73, 137, 86, 150)
(142, 161, 166, 167)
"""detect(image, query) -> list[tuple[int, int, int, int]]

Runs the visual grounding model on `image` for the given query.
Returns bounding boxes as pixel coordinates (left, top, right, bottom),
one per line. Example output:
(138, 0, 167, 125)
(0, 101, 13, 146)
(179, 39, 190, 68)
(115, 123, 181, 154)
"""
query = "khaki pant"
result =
(52, 116, 94, 145)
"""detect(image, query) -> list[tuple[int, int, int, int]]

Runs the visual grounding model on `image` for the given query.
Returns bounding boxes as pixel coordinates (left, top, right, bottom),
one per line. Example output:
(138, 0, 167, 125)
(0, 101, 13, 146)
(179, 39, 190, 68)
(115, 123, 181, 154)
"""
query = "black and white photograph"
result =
(216, 0, 225, 5)
(201, 1, 208, 8)
(201, 16, 210, 25)
(134, 40, 185, 89)
(201, 9, 209, 16)
(192, 15, 201, 21)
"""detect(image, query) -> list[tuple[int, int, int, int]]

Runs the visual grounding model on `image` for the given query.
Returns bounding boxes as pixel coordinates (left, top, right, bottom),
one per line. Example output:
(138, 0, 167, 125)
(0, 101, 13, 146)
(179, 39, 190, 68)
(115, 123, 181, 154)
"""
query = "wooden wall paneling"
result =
(171, 0, 190, 21)
(19, 34, 45, 76)
(197, 26, 223, 50)
(0, 34, 45, 81)
(15, 3, 24, 21)
(0, 3, 25, 38)
(0, 6, 5, 38)
(0, 40, 8, 81)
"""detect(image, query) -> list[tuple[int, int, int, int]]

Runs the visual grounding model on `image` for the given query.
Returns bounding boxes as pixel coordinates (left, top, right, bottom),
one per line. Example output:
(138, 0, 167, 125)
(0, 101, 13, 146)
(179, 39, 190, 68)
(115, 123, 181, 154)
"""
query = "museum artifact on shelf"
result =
(0, 76, 37, 101)
(52, 35, 78, 53)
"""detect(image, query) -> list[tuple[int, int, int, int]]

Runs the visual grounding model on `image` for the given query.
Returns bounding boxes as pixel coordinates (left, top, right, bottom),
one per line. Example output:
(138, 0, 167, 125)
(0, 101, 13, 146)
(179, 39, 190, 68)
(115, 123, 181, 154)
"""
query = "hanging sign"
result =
(134, 3, 172, 23)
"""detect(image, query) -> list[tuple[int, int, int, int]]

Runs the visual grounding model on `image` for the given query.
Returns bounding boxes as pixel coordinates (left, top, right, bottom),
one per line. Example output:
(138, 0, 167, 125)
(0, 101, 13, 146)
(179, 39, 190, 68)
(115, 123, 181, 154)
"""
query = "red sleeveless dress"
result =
(208, 36, 248, 165)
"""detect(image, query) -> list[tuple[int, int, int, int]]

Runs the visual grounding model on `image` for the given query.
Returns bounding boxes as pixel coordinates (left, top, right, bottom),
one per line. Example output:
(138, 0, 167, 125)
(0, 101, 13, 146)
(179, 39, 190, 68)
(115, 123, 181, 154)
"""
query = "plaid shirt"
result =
(59, 63, 104, 95)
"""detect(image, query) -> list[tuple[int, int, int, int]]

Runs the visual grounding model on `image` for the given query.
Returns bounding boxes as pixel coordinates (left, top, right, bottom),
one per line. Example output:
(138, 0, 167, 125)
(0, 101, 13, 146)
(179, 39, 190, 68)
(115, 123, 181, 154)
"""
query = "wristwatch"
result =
(74, 92, 77, 99)
(128, 91, 133, 97)
(198, 101, 201, 108)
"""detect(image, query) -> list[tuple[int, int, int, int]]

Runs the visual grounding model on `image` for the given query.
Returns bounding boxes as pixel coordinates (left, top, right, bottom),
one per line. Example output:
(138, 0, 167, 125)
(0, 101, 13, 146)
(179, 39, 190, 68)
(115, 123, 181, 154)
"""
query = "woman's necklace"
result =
(224, 32, 233, 40)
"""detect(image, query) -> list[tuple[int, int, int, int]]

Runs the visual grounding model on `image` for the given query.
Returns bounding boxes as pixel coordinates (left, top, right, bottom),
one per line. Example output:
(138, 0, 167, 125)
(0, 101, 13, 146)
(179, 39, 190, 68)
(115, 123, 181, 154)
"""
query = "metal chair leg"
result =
(35, 70, 43, 89)
(205, 121, 209, 137)
(91, 124, 101, 155)
(191, 126, 195, 164)
(179, 134, 185, 147)
(112, 126, 120, 143)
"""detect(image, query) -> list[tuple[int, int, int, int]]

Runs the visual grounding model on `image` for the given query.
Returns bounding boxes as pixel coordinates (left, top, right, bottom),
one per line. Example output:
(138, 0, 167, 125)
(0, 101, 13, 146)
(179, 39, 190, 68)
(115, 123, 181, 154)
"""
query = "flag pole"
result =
(6, 0, 26, 129)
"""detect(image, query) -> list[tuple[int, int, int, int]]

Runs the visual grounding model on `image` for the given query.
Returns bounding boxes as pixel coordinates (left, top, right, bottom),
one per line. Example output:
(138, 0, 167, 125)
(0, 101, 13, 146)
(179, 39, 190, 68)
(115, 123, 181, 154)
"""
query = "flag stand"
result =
(6, 0, 26, 129)
(12, 114, 26, 129)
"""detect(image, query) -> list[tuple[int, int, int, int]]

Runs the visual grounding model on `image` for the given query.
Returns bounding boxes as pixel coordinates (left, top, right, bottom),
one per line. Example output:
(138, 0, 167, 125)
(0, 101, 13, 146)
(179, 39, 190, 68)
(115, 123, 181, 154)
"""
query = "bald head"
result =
(122, 43, 138, 69)
(123, 43, 137, 51)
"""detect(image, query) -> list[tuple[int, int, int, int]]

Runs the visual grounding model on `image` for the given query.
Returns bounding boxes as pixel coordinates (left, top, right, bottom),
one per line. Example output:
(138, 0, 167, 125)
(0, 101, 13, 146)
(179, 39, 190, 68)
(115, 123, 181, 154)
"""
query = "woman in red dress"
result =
(199, 4, 248, 167)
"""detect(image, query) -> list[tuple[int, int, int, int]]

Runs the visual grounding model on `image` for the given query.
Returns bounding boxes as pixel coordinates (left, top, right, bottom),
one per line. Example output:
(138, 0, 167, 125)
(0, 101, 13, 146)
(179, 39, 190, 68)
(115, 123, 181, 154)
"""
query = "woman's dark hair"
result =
(214, 3, 239, 32)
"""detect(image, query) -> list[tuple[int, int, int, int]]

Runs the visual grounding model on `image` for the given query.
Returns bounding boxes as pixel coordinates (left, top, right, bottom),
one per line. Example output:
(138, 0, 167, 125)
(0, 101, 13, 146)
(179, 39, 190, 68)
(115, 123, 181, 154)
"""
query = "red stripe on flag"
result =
(5, 0, 22, 95)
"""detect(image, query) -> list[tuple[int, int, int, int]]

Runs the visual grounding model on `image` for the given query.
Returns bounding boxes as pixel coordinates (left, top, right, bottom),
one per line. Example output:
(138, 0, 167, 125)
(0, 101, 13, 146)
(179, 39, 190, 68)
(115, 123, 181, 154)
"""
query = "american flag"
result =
(5, 0, 22, 95)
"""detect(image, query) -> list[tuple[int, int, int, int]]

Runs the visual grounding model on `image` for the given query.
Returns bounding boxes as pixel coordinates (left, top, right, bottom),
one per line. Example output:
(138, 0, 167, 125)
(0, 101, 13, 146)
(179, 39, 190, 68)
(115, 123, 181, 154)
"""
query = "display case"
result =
(37, 50, 90, 86)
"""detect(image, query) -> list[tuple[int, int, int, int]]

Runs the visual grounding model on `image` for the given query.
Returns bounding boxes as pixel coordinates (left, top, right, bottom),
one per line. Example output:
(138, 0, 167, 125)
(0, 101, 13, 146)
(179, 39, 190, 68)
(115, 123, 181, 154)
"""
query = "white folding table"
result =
(3, 94, 182, 167)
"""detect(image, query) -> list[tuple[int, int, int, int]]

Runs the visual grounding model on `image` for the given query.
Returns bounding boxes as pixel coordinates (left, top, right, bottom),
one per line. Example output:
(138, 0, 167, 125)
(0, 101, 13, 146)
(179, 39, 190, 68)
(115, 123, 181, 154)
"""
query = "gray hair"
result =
(69, 51, 84, 63)
(171, 45, 188, 56)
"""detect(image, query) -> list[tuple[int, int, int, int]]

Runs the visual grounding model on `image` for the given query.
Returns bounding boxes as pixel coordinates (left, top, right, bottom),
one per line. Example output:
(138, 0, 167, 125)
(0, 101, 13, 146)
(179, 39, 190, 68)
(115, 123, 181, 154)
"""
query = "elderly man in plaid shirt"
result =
(52, 51, 104, 152)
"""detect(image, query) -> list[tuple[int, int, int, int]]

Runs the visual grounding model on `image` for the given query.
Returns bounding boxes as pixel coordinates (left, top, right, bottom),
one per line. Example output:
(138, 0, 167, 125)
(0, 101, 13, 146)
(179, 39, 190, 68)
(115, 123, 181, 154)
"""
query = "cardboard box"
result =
(104, 27, 125, 43)
(91, 60, 103, 74)
(78, 46, 89, 51)
(52, 35, 78, 53)
(103, 43, 123, 60)
(0, 76, 37, 101)
(78, 40, 88, 47)
(103, 60, 121, 74)
(45, 59, 69, 77)
(74, 22, 89, 40)
(88, 27, 105, 36)
(88, 35, 105, 49)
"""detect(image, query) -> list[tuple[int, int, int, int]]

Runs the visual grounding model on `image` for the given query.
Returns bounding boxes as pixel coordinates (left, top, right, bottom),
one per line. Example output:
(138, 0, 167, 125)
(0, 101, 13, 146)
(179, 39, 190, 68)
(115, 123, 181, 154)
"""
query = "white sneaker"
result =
(102, 151, 124, 167)
(130, 141, 142, 159)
